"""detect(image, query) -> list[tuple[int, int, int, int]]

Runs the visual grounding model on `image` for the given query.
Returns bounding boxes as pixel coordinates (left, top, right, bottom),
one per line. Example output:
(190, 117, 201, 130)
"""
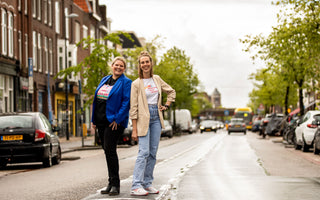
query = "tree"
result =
(122, 35, 164, 81)
(55, 32, 132, 108)
(241, 0, 320, 116)
(155, 47, 199, 110)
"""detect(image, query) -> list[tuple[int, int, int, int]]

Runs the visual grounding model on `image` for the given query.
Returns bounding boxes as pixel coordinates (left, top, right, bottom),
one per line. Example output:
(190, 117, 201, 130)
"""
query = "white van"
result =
(170, 109, 192, 133)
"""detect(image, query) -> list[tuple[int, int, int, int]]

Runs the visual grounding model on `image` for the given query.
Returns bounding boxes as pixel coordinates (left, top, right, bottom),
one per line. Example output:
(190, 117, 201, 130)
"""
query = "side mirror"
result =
(53, 126, 61, 132)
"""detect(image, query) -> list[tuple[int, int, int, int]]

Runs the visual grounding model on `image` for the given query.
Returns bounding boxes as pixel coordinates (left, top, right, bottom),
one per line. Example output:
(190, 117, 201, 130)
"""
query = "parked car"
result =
(265, 113, 285, 136)
(228, 118, 246, 135)
(0, 112, 61, 168)
(313, 119, 320, 154)
(294, 111, 320, 152)
(199, 120, 218, 133)
(259, 114, 273, 138)
(171, 109, 192, 133)
(251, 119, 261, 132)
(161, 120, 173, 138)
(191, 120, 198, 133)
(118, 119, 137, 146)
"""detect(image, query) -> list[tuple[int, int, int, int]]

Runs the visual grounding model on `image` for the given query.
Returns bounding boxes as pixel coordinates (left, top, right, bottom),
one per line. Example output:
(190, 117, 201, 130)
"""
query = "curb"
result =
(61, 145, 101, 154)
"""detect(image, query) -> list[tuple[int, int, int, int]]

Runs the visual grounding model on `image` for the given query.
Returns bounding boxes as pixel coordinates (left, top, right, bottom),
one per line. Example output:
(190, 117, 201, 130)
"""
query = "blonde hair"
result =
(111, 56, 127, 68)
(138, 51, 153, 79)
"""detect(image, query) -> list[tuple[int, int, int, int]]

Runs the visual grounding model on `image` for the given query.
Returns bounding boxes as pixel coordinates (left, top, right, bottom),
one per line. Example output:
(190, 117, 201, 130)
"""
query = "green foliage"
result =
(155, 47, 200, 110)
(55, 32, 131, 108)
(241, 0, 320, 115)
(122, 35, 164, 81)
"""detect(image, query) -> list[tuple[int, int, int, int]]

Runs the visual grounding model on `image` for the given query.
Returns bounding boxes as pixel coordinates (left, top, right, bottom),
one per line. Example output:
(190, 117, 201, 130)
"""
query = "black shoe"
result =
(100, 185, 112, 194)
(109, 186, 120, 196)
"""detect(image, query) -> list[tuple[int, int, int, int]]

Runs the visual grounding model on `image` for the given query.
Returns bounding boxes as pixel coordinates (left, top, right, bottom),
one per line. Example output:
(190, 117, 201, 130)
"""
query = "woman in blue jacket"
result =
(91, 57, 132, 196)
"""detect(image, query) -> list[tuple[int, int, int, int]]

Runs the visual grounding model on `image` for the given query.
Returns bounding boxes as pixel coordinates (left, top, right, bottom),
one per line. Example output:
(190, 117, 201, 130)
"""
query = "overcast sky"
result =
(100, 0, 279, 108)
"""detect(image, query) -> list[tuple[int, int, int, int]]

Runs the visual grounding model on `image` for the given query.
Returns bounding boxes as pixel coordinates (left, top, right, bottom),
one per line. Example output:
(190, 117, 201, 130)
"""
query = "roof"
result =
(119, 32, 142, 48)
(74, 0, 92, 13)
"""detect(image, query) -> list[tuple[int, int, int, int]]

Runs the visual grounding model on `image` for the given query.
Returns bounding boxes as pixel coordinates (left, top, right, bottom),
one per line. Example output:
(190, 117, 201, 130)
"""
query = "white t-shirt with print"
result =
(143, 78, 159, 104)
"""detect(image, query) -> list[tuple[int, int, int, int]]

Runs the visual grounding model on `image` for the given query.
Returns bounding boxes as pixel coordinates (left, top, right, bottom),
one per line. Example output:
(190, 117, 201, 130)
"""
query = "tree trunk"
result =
(285, 86, 289, 115)
(299, 85, 304, 116)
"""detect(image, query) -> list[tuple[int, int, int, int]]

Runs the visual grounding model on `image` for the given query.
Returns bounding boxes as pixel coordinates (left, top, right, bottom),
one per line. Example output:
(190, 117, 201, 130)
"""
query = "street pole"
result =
(64, 13, 78, 140)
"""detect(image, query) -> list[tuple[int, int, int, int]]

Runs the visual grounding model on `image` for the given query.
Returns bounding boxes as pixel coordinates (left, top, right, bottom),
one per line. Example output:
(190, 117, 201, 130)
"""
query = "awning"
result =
(289, 108, 300, 116)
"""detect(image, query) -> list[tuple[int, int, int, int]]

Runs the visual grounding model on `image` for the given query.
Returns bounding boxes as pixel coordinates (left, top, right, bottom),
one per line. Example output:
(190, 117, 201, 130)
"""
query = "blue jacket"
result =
(91, 74, 132, 128)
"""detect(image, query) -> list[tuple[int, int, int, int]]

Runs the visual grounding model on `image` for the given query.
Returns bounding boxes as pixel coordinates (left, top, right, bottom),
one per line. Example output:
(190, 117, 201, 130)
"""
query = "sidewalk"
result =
(59, 135, 100, 153)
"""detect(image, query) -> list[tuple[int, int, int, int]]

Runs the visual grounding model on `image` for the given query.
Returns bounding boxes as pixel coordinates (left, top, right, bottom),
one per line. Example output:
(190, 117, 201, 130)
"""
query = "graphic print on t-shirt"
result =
(145, 84, 158, 94)
(97, 84, 113, 100)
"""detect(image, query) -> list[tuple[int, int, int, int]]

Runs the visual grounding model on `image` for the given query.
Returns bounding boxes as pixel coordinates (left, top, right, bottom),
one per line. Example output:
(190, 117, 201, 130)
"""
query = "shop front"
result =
(55, 91, 75, 137)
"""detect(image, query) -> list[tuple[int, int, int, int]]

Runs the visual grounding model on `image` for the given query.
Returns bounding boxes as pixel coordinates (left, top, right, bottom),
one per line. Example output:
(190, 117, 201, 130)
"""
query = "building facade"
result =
(0, 0, 110, 138)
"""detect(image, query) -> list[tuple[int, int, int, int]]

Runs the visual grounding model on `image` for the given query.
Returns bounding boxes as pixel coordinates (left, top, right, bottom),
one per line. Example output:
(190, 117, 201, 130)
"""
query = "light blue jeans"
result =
(132, 104, 162, 189)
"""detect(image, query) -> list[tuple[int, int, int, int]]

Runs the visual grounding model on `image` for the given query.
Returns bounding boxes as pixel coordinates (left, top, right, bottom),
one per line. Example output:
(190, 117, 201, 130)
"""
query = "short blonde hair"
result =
(138, 51, 153, 79)
(111, 56, 127, 68)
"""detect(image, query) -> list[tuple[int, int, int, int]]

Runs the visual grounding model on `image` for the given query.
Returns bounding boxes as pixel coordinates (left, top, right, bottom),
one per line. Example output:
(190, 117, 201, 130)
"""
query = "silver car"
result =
(228, 118, 246, 135)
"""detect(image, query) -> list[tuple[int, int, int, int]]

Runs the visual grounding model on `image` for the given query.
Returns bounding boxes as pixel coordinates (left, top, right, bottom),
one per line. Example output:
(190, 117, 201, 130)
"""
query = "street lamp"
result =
(65, 13, 78, 140)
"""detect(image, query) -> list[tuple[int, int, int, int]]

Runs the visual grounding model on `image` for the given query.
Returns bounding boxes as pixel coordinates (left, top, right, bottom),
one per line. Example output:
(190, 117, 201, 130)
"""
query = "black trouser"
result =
(97, 121, 124, 187)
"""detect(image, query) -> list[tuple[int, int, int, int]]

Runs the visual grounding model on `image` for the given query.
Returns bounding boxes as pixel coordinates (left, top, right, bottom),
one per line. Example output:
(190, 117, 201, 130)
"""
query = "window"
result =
(59, 56, 63, 72)
(65, 8, 69, 39)
(8, 12, 13, 57)
(24, 0, 28, 15)
(44, 37, 48, 74)
(55, 1, 60, 33)
(44, 0, 47, 24)
(48, 0, 52, 26)
(18, 0, 21, 11)
(0, 75, 14, 113)
(90, 24, 95, 53)
(37, 0, 41, 21)
(32, 31, 37, 71)
(25, 34, 28, 68)
(1, 9, 7, 55)
(49, 38, 53, 75)
(75, 22, 80, 44)
(19, 31, 22, 62)
(37, 33, 42, 72)
(83, 25, 88, 39)
(32, 0, 36, 18)
(59, 47, 63, 72)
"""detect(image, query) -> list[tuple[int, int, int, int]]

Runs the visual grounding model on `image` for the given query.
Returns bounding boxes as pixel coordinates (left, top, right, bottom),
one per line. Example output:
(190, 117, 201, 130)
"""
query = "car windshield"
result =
(201, 120, 216, 126)
(0, 115, 33, 129)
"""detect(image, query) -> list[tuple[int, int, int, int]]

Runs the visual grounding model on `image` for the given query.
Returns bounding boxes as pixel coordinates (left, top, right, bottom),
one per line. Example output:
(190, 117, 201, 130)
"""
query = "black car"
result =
(0, 112, 61, 168)
(118, 119, 137, 146)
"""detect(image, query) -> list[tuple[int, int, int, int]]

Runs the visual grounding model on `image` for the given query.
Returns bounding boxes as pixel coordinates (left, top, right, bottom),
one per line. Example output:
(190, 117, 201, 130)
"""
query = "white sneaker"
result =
(145, 186, 159, 194)
(131, 188, 149, 196)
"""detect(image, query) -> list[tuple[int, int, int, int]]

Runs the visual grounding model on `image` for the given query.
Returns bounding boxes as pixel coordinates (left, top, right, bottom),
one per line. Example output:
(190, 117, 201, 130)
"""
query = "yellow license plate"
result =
(206, 129, 211, 131)
(235, 125, 240, 127)
(1, 135, 23, 141)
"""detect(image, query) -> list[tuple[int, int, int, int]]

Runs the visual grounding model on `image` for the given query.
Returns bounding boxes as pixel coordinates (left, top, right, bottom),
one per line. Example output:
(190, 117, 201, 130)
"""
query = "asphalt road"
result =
(1, 129, 320, 200)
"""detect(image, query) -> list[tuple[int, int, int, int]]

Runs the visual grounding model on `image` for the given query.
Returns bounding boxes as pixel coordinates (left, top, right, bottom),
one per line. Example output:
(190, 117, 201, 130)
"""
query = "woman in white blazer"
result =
(130, 51, 175, 196)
